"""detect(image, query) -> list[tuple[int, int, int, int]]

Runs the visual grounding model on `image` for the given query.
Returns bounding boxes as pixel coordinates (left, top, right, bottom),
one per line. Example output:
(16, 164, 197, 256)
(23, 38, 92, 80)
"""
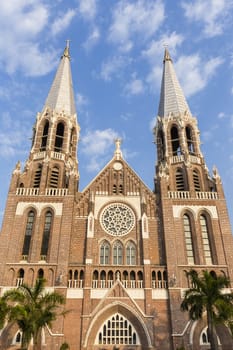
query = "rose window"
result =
(101, 203, 135, 236)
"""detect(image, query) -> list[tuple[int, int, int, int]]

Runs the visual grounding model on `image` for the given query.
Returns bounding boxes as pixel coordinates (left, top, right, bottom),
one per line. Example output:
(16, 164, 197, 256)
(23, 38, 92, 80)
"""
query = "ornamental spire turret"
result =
(158, 48, 191, 118)
(44, 40, 76, 116)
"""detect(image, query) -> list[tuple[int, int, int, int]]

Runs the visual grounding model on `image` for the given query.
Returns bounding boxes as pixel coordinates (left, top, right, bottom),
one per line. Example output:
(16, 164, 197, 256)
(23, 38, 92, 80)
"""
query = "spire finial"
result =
(62, 40, 71, 59)
(114, 138, 123, 159)
(163, 45, 172, 63)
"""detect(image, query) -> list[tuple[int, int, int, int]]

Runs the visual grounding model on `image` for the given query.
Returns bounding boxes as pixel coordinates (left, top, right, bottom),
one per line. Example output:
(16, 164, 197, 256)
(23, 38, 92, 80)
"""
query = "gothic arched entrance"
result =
(84, 303, 152, 350)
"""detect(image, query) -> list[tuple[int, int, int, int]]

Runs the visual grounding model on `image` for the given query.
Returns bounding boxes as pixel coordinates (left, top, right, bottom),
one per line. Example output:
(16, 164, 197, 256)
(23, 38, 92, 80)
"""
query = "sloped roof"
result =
(158, 48, 191, 118)
(44, 44, 76, 116)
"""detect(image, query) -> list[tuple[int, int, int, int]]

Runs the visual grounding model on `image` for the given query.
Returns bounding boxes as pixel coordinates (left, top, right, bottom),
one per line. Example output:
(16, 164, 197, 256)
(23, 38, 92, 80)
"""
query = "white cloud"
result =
(175, 54, 224, 97)
(100, 56, 130, 81)
(0, 111, 30, 157)
(78, 0, 97, 21)
(81, 128, 119, 172)
(83, 27, 100, 51)
(181, 0, 232, 37)
(76, 93, 88, 111)
(124, 75, 144, 95)
(108, 0, 165, 52)
(51, 9, 76, 36)
(0, 1, 59, 76)
(142, 32, 184, 65)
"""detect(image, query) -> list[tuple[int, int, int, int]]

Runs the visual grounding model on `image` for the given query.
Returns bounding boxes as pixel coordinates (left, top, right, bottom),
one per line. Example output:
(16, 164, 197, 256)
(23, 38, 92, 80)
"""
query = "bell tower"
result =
(154, 49, 233, 349)
(10, 42, 80, 196)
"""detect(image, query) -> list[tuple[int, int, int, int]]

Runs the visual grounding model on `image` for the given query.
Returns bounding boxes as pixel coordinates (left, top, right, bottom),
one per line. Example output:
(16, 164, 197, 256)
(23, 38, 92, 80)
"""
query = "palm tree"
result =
(181, 269, 233, 350)
(2, 278, 66, 350)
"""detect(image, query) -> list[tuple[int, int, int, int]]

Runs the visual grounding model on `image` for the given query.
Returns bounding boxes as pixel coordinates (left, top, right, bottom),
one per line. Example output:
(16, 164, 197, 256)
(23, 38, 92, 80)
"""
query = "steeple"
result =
(44, 41, 76, 116)
(158, 48, 191, 118)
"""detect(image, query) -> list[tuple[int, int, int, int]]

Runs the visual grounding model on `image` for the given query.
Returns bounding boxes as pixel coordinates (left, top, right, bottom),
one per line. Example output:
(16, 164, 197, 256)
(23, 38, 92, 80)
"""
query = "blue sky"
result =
(0, 0, 233, 227)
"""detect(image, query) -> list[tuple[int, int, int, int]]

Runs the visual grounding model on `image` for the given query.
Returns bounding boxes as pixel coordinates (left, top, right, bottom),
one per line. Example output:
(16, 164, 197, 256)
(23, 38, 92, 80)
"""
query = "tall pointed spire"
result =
(158, 48, 191, 118)
(44, 41, 76, 116)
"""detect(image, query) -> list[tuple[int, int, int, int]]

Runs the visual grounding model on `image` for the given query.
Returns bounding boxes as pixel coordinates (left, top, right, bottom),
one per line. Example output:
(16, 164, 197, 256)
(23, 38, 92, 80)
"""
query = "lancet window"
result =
(200, 214, 213, 265)
(40, 120, 49, 151)
(183, 214, 195, 264)
(40, 210, 53, 259)
(22, 210, 35, 257)
(54, 122, 64, 152)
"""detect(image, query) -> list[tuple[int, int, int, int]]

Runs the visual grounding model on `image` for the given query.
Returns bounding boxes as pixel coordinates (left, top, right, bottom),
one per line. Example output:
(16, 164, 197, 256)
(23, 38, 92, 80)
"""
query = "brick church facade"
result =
(0, 44, 233, 350)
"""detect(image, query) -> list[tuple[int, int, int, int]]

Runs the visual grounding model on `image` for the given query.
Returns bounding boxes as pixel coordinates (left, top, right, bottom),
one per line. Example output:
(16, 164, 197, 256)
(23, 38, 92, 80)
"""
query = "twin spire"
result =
(43, 43, 190, 125)
(44, 41, 76, 116)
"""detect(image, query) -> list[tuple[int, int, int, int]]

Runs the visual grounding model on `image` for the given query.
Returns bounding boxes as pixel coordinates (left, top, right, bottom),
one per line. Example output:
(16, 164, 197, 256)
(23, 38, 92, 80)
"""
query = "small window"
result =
(126, 241, 136, 265)
(100, 241, 110, 265)
(193, 169, 201, 191)
(176, 168, 185, 191)
(113, 241, 123, 265)
(33, 164, 42, 188)
(49, 167, 59, 188)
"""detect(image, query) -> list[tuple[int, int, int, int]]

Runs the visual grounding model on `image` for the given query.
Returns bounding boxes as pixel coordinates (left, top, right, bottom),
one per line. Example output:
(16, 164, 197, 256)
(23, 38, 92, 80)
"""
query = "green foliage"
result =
(60, 342, 70, 350)
(1, 278, 66, 350)
(181, 270, 233, 350)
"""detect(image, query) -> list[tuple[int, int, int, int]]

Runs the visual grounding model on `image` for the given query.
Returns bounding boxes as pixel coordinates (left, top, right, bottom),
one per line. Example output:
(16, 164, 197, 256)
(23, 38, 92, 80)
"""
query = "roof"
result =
(158, 48, 191, 118)
(43, 43, 76, 116)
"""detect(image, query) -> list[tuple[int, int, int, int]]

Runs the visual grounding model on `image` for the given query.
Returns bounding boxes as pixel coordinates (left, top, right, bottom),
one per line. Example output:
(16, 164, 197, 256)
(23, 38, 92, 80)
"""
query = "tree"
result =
(2, 278, 66, 350)
(181, 269, 233, 350)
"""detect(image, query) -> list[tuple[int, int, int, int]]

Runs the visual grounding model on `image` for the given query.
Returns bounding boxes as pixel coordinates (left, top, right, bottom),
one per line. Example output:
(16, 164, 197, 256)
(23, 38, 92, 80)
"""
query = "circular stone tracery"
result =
(101, 203, 135, 236)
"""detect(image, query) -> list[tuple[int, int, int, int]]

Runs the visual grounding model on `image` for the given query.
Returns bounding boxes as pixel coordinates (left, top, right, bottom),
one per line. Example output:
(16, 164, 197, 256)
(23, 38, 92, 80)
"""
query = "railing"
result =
(16, 188, 68, 196)
(92, 280, 114, 289)
(16, 278, 24, 287)
(168, 191, 218, 200)
(122, 280, 143, 288)
(45, 188, 68, 196)
(168, 191, 190, 199)
(195, 191, 218, 200)
(67, 279, 83, 288)
(33, 151, 46, 160)
(152, 280, 167, 289)
(16, 188, 39, 196)
(51, 151, 65, 160)
(170, 154, 201, 165)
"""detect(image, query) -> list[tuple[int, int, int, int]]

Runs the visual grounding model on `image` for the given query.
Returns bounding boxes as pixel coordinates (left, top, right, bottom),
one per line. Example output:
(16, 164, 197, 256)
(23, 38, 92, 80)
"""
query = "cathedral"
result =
(0, 43, 233, 350)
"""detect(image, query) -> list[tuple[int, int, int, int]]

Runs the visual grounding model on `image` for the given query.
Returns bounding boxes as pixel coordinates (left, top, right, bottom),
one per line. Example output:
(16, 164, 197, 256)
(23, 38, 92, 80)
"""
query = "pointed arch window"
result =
(96, 313, 138, 345)
(171, 126, 181, 156)
(200, 214, 213, 265)
(113, 241, 123, 265)
(49, 167, 59, 188)
(100, 241, 110, 265)
(22, 210, 35, 257)
(54, 122, 64, 152)
(186, 126, 195, 154)
(40, 211, 53, 259)
(33, 164, 42, 188)
(193, 169, 201, 191)
(40, 120, 49, 151)
(126, 241, 136, 265)
(175, 168, 185, 191)
(183, 214, 195, 264)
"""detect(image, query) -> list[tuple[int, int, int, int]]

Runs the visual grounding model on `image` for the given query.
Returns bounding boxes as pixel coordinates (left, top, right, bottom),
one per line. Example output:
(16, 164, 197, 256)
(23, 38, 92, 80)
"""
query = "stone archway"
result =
(83, 303, 152, 350)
